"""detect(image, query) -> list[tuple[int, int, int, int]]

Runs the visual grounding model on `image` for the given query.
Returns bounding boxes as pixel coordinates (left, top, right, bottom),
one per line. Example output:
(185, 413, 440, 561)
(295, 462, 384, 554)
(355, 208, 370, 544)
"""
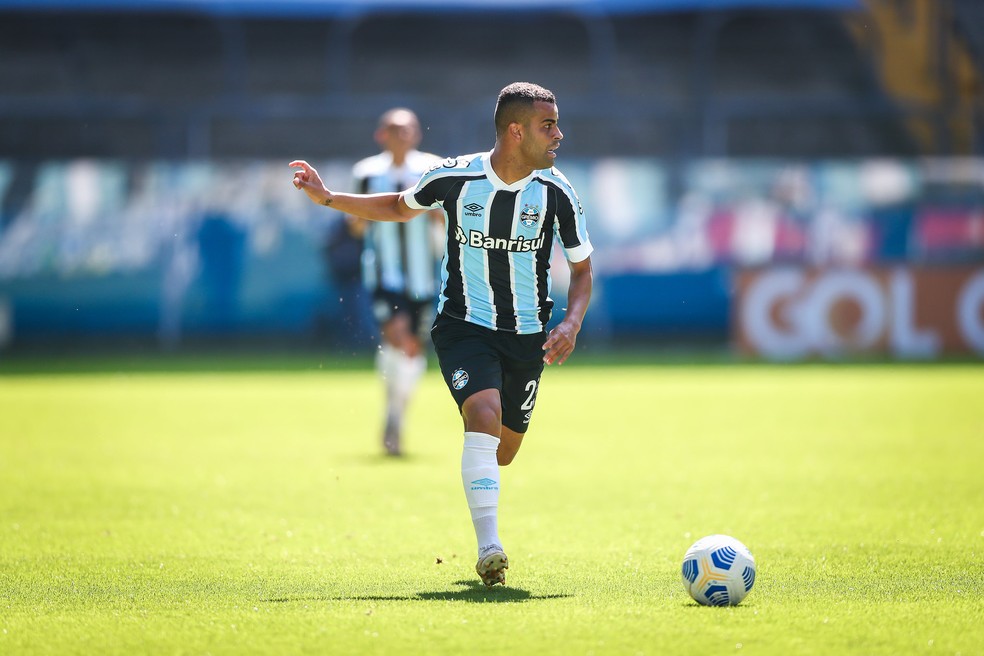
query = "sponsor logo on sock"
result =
(470, 477, 498, 490)
(451, 368, 469, 390)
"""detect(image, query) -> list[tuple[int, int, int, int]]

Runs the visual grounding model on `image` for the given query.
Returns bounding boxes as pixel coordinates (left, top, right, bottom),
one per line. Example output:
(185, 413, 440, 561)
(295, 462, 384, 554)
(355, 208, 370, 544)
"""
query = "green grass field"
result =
(1, 358, 982, 655)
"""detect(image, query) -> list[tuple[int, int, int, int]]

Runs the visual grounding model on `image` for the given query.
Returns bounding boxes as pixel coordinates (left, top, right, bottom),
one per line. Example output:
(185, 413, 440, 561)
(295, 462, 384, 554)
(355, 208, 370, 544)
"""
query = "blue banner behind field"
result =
(1, 157, 981, 349)
(0, 0, 862, 16)
(598, 270, 731, 339)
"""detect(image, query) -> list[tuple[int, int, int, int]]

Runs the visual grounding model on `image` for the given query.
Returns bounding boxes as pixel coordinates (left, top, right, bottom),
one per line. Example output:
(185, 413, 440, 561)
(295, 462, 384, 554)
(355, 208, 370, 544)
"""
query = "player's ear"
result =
(508, 121, 523, 142)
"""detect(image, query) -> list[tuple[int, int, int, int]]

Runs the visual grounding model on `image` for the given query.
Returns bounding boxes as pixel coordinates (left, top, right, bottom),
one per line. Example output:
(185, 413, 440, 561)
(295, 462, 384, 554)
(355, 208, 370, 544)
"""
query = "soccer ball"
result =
(681, 534, 756, 606)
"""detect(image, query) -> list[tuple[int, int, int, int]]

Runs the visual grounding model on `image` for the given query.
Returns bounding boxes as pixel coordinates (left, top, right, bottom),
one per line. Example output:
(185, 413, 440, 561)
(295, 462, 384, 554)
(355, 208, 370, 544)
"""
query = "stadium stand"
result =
(2, 0, 977, 160)
(846, 0, 983, 155)
(0, 0, 981, 351)
(954, 0, 984, 66)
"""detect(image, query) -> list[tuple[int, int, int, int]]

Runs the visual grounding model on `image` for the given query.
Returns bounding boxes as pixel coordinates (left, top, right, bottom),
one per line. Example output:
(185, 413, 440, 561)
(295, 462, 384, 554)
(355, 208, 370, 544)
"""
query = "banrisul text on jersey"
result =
(456, 226, 546, 253)
(403, 152, 592, 334)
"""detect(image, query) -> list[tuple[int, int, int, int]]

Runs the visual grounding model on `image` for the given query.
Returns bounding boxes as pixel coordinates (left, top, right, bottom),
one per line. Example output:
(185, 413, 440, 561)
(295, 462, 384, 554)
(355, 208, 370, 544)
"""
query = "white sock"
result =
(472, 512, 499, 555)
(376, 344, 400, 392)
(392, 352, 426, 412)
(461, 431, 502, 555)
(378, 344, 405, 425)
(377, 345, 426, 425)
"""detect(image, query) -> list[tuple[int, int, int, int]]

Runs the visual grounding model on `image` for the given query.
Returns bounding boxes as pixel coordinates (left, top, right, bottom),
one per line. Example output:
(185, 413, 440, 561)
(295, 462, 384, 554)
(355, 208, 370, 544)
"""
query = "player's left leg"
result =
(375, 299, 427, 456)
(497, 427, 525, 466)
(496, 331, 546, 466)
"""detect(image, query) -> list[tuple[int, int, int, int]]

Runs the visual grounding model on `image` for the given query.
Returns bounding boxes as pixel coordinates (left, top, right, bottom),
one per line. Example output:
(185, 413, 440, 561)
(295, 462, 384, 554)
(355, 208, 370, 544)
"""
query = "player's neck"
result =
(489, 148, 533, 185)
(389, 150, 410, 167)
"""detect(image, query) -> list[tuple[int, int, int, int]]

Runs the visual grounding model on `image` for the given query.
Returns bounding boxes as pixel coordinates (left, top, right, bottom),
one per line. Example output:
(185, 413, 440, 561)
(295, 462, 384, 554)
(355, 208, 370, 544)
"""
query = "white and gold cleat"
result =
(475, 545, 508, 587)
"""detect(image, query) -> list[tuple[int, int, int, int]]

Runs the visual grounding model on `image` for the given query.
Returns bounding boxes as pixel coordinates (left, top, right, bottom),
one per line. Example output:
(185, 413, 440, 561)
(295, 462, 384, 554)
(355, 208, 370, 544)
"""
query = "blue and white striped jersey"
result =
(403, 151, 592, 334)
(354, 150, 441, 301)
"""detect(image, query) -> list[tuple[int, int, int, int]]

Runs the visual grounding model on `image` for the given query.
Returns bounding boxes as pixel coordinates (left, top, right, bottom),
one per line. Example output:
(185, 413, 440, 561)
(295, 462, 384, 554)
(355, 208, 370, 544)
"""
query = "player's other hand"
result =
(543, 319, 580, 366)
(289, 160, 330, 205)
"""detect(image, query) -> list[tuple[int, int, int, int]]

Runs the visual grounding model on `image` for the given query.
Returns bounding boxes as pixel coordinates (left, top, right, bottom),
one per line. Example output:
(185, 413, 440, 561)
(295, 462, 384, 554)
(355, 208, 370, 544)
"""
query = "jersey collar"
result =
(482, 151, 536, 192)
(384, 149, 421, 171)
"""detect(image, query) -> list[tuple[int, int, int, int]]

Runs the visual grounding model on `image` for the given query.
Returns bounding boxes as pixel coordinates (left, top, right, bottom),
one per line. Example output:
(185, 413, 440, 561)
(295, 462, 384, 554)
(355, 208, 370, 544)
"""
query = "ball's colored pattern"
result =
(681, 535, 756, 606)
(742, 564, 756, 592)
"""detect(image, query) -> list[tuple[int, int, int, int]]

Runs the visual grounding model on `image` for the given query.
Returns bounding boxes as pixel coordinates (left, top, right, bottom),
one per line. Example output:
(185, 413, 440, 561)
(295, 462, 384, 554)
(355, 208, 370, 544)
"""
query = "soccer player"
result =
(291, 82, 593, 588)
(346, 108, 442, 457)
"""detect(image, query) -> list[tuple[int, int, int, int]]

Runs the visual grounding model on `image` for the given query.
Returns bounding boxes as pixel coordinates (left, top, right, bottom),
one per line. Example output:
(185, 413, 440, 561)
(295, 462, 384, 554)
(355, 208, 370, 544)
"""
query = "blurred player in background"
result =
(291, 82, 593, 588)
(347, 108, 442, 457)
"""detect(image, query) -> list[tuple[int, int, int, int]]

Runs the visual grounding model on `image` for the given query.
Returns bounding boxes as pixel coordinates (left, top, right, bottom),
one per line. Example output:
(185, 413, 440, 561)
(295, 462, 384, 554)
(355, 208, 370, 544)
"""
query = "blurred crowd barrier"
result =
(0, 157, 981, 359)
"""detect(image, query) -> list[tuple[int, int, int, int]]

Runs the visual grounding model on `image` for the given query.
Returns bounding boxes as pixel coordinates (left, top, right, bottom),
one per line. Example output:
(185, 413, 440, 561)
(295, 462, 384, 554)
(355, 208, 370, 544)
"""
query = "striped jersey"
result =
(354, 150, 442, 301)
(403, 151, 592, 334)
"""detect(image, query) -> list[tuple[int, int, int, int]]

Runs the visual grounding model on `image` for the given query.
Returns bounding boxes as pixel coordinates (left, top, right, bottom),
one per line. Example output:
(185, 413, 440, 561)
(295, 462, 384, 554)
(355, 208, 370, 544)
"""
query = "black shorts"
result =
(371, 289, 435, 336)
(430, 313, 546, 434)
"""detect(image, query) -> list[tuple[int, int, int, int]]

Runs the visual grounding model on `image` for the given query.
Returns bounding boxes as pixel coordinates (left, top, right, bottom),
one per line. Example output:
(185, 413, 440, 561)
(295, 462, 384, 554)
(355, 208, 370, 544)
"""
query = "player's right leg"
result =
(431, 314, 509, 586)
(459, 407, 508, 588)
(467, 329, 544, 584)
(475, 543, 509, 588)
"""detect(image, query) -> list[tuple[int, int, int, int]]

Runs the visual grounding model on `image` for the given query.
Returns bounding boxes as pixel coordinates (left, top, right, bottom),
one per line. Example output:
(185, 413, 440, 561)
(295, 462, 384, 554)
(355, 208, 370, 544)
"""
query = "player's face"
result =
(377, 113, 421, 155)
(520, 101, 563, 170)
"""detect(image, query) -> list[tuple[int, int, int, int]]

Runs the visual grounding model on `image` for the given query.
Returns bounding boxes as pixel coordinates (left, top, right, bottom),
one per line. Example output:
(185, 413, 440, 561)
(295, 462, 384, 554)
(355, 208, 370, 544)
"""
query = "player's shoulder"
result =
(534, 165, 576, 189)
(423, 152, 484, 175)
(534, 166, 584, 214)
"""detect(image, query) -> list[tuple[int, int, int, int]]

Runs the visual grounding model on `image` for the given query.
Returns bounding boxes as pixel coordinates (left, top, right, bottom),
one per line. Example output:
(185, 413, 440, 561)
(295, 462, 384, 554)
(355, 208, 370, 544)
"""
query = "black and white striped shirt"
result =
(355, 150, 442, 301)
(404, 151, 592, 334)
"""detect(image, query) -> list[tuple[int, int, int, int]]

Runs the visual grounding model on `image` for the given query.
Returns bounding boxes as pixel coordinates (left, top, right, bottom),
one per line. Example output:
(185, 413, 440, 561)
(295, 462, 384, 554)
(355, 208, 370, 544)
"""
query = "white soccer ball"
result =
(681, 534, 756, 606)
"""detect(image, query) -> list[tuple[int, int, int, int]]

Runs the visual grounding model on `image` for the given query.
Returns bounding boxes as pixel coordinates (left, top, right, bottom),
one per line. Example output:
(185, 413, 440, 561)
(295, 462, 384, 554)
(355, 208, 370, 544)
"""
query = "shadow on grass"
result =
(264, 580, 573, 604)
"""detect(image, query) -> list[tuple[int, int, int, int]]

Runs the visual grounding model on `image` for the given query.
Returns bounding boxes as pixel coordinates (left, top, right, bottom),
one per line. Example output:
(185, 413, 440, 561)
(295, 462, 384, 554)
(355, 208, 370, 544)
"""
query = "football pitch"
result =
(1, 357, 982, 655)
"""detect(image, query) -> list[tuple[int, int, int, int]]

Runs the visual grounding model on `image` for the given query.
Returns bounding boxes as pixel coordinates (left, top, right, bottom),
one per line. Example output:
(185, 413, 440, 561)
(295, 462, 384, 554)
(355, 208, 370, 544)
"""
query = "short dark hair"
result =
(494, 82, 556, 136)
(377, 107, 418, 130)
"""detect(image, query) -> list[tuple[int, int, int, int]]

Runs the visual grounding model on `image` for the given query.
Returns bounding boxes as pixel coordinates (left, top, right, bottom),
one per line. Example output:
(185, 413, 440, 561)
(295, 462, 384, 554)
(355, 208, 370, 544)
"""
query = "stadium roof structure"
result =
(0, 0, 862, 17)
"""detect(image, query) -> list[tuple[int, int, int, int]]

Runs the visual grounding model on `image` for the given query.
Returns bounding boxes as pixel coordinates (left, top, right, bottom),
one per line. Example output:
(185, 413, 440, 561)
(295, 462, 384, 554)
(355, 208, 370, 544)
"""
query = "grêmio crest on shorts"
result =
(402, 151, 592, 335)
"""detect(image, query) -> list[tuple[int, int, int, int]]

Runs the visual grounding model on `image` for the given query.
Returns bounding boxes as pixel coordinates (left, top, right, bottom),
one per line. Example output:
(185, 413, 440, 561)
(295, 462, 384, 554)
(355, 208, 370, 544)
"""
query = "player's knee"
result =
(461, 394, 501, 435)
(382, 327, 419, 357)
(401, 337, 422, 358)
(464, 406, 500, 435)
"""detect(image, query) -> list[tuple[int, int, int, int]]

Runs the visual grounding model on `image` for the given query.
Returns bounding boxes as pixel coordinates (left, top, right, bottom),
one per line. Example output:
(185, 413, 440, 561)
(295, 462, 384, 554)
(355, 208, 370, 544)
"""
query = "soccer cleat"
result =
(382, 437, 402, 457)
(475, 545, 508, 587)
(382, 418, 402, 457)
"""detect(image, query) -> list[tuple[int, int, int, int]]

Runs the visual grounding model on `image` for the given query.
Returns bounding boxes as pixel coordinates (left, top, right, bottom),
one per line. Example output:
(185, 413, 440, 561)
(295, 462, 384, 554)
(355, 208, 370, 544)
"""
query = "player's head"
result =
(494, 82, 562, 170)
(494, 82, 556, 137)
(375, 108, 422, 155)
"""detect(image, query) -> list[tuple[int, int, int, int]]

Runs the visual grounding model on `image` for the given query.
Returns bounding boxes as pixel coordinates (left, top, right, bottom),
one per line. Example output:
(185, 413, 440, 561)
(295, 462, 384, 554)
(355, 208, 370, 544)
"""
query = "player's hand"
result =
(289, 160, 331, 205)
(543, 319, 580, 366)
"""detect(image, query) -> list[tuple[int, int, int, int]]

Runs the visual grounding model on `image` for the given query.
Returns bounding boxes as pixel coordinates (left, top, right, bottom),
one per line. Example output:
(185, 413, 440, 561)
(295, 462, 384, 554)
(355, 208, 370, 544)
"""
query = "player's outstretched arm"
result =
(543, 257, 593, 366)
(290, 160, 422, 223)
